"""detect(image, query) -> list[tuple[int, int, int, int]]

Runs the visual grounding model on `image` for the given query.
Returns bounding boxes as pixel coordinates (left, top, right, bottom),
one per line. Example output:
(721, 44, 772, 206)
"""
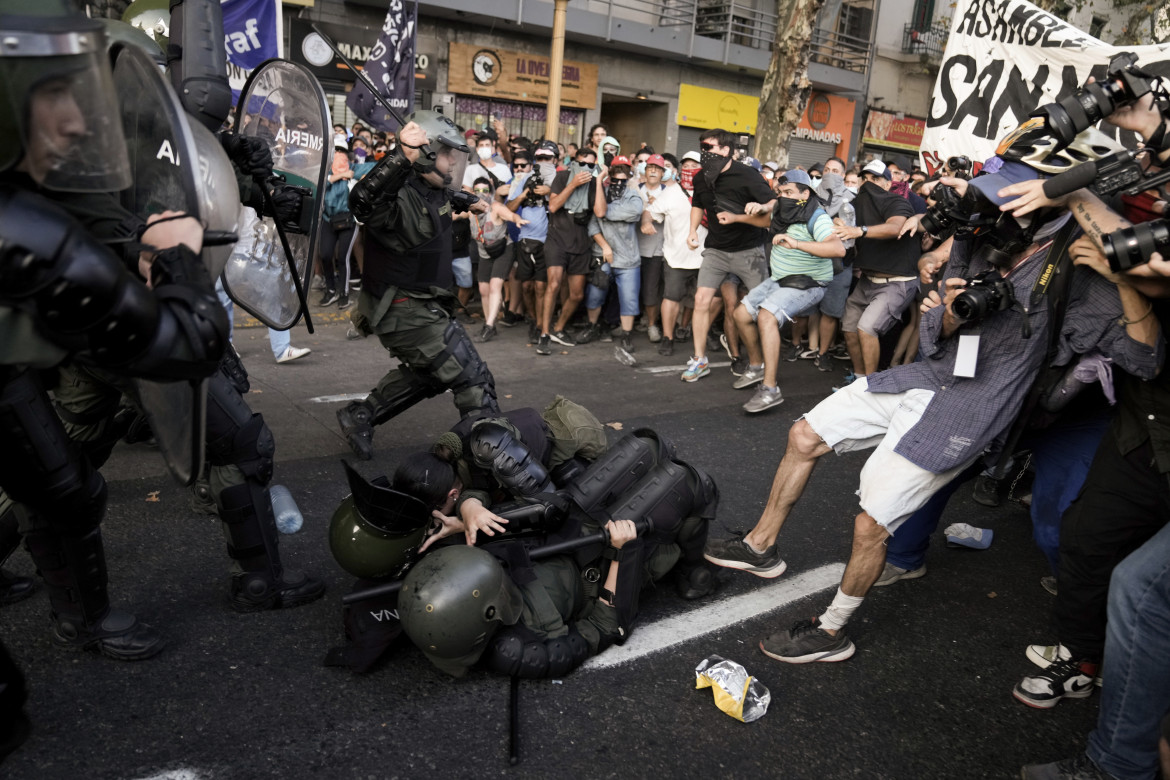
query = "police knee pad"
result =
(435, 320, 498, 410)
(206, 399, 275, 485)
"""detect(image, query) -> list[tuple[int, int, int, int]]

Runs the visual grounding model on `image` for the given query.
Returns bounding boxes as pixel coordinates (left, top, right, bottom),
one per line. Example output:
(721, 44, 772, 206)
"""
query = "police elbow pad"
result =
(485, 628, 591, 679)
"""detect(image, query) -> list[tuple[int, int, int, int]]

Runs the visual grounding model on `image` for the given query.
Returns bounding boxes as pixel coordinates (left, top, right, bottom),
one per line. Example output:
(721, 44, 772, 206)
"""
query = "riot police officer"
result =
(0, 0, 228, 664)
(336, 111, 499, 460)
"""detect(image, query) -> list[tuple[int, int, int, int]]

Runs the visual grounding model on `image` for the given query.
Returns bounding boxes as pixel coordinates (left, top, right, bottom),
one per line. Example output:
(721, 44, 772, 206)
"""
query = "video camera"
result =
(1102, 219, 1169, 272)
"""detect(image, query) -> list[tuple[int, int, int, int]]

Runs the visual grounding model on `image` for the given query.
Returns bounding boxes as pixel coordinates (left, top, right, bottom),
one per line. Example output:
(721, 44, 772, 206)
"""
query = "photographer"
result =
(702, 160, 1160, 665)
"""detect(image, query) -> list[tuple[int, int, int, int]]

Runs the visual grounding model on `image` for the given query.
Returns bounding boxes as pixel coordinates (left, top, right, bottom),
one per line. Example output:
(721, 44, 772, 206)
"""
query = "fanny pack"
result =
(330, 212, 355, 232)
(482, 237, 509, 259)
(777, 274, 822, 290)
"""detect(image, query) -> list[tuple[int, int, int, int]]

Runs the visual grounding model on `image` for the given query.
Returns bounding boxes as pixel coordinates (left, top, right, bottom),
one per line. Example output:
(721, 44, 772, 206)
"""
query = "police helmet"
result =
(406, 109, 469, 185)
(121, 0, 170, 51)
(328, 462, 432, 580)
(0, 0, 132, 191)
(398, 545, 525, 677)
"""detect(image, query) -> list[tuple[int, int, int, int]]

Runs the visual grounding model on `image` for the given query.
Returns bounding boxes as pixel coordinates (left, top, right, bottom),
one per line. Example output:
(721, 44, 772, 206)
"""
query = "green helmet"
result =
(399, 546, 525, 677)
(0, 0, 132, 190)
(328, 462, 432, 580)
(121, 0, 171, 51)
(102, 19, 165, 68)
(407, 109, 469, 185)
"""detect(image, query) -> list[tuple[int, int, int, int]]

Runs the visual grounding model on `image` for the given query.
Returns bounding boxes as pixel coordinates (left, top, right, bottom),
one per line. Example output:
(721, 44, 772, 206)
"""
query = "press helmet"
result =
(398, 545, 525, 677)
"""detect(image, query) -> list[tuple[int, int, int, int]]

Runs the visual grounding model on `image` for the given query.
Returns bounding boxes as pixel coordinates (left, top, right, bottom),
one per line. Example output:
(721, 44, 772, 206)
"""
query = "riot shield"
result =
(224, 59, 329, 330)
(112, 43, 207, 486)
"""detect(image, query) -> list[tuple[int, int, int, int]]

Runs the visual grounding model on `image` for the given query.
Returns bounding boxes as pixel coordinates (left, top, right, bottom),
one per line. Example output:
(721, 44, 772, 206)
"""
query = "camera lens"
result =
(951, 289, 985, 322)
(1102, 220, 1170, 273)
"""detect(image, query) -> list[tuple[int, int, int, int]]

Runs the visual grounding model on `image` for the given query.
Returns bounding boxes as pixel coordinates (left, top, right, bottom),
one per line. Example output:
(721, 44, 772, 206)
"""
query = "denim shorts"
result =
(586, 264, 641, 315)
(741, 277, 826, 323)
(452, 255, 473, 289)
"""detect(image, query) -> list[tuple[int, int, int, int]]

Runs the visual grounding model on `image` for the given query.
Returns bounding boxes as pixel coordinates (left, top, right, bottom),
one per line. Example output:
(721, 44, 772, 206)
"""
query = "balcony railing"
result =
(901, 20, 949, 62)
(694, 0, 778, 50)
(809, 27, 872, 73)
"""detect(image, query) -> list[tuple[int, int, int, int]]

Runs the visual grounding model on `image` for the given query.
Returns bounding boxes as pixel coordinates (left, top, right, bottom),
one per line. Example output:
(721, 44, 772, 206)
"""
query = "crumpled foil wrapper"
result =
(694, 655, 771, 723)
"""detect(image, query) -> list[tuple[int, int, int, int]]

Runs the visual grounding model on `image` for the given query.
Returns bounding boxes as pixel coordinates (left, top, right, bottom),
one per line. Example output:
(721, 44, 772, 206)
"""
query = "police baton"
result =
(255, 180, 314, 334)
(340, 517, 653, 605)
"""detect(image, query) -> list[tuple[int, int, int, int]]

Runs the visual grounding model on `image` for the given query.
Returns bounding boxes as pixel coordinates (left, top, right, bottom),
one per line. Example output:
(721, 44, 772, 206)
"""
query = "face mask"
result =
(699, 149, 722, 165)
(775, 196, 812, 225)
(662, 168, 674, 182)
(477, 146, 494, 161)
(604, 152, 615, 167)
(680, 168, 696, 190)
(353, 148, 367, 161)
(536, 161, 557, 184)
(810, 176, 822, 188)
(636, 162, 647, 177)
(607, 178, 628, 202)
(845, 185, 859, 195)
(374, 150, 386, 161)
(701, 155, 727, 184)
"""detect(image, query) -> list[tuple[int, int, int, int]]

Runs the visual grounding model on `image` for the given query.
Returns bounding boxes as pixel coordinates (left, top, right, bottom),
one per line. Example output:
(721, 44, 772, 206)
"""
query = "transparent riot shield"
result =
(112, 43, 206, 485)
(224, 59, 329, 331)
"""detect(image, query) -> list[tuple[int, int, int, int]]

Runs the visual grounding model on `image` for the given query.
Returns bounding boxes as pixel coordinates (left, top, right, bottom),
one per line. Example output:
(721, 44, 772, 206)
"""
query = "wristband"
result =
(603, 545, 627, 563)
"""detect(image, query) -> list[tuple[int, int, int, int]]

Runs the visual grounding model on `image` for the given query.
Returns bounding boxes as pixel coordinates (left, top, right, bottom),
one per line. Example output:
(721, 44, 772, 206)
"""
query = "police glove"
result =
(220, 131, 274, 178)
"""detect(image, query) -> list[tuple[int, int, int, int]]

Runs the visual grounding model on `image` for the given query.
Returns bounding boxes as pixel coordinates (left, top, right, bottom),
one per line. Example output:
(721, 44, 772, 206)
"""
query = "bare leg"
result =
(554, 274, 586, 332)
(485, 278, 505, 326)
(860, 330, 881, 375)
(844, 330, 865, 375)
(743, 419, 833, 551)
(542, 266, 564, 336)
(691, 286, 717, 359)
(720, 281, 741, 357)
(790, 317, 807, 350)
(839, 512, 892, 598)
(806, 312, 821, 352)
(733, 304, 761, 366)
(661, 298, 680, 340)
(818, 314, 839, 356)
(758, 309, 782, 387)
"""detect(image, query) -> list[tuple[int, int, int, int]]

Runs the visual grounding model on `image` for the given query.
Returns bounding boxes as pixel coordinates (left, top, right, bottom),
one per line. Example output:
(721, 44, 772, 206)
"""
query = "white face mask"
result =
(333, 134, 348, 149)
(477, 146, 494, 161)
(845, 185, 859, 195)
(810, 176, 822, 188)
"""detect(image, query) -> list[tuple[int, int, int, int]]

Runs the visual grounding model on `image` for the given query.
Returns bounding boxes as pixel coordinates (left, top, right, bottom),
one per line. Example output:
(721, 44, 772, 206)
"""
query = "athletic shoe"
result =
(703, 536, 787, 578)
(873, 562, 927, 587)
(657, 337, 674, 356)
(743, 385, 784, 414)
(477, 324, 497, 343)
(733, 364, 765, 389)
(675, 325, 691, 341)
(1020, 752, 1114, 780)
(600, 326, 613, 343)
(613, 341, 637, 366)
(1013, 658, 1098, 709)
(944, 523, 993, 549)
(318, 290, 340, 307)
(345, 323, 363, 340)
(634, 320, 649, 332)
(832, 372, 858, 392)
(1025, 643, 1103, 686)
(760, 617, 856, 664)
(550, 329, 577, 347)
(781, 342, 802, 362)
(972, 473, 1003, 507)
(535, 335, 552, 356)
(681, 356, 709, 382)
(576, 322, 601, 344)
(500, 310, 524, 327)
(276, 346, 311, 364)
(814, 352, 834, 372)
(349, 279, 362, 292)
(830, 343, 851, 360)
(798, 348, 818, 359)
(719, 333, 734, 360)
(730, 354, 748, 376)
(648, 324, 662, 343)
(337, 294, 353, 311)
(1041, 576, 1059, 596)
(528, 321, 540, 343)
(707, 332, 723, 354)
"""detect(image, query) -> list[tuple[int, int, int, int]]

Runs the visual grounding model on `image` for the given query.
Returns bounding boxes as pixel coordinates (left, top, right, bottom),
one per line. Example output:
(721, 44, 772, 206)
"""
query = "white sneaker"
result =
(276, 346, 311, 363)
(647, 324, 662, 343)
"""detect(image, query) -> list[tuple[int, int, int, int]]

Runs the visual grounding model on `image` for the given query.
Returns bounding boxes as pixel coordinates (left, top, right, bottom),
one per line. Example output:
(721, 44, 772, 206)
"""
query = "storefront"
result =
(446, 42, 596, 145)
(675, 83, 758, 156)
(787, 92, 857, 168)
(859, 109, 927, 165)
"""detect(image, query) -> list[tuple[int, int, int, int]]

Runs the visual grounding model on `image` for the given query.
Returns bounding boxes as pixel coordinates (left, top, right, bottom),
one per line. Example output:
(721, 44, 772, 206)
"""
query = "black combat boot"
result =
(336, 400, 376, 460)
(219, 483, 326, 612)
(0, 505, 33, 605)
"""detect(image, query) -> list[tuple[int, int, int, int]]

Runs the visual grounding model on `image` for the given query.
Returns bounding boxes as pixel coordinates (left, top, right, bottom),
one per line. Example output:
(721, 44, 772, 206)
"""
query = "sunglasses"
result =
(473, 188, 490, 194)
(513, 163, 531, 169)
(699, 142, 717, 151)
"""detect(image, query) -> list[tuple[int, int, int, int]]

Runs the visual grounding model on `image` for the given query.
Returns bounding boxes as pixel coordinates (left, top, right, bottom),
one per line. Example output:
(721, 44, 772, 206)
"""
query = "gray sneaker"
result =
(760, 617, 856, 664)
(873, 562, 927, 587)
(743, 385, 784, 414)
(733, 364, 765, 389)
(703, 537, 787, 578)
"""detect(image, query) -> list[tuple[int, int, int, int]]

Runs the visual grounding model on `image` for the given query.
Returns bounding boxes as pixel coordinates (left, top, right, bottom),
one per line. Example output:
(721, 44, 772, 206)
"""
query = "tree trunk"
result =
(755, 0, 831, 168)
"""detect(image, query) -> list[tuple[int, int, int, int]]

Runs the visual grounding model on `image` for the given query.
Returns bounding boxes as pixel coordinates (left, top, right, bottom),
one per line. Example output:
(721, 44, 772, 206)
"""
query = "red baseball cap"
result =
(645, 154, 667, 169)
(610, 155, 632, 168)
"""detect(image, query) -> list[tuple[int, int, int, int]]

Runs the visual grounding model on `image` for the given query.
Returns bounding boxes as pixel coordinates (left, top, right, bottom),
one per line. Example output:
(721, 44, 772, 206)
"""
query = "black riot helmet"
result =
(0, 0, 132, 191)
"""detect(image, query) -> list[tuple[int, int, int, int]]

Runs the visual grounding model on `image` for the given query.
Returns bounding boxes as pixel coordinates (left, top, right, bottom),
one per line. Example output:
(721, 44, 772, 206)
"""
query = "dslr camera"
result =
(952, 270, 1018, 323)
(920, 183, 982, 238)
(1034, 52, 1161, 148)
(1102, 219, 1170, 272)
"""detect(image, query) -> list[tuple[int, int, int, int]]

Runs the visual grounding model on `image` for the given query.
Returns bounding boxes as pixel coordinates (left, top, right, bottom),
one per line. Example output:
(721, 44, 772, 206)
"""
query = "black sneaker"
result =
(318, 289, 340, 307)
(336, 400, 376, 460)
(576, 322, 601, 344)
(830, 343, 851, 361)
(760, 617, 856, 664)
(614, 332, 637, 366)
(814, 352, 834, 372)
(658, 337, 674, 356)
(676, 325, 691, 341)
(337, 294, 353, 311)
(703, 536, 787, 578)
(550, 329, 577, 347)
(972, 473, 1003, 507)
(500, 310, 523, 327)
(1013, 658, 1097, 709)
(782, 342, 802, 362)
(1020, 752, 1114, 780)
(730, 354, 748, 376)
(528, 321, 540, 343)
(535, 334, 552, 355)
(477, 324, 497, 343)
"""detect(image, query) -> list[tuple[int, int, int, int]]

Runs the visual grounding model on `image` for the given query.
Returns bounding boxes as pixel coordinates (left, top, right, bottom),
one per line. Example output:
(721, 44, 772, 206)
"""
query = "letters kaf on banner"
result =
(921, 0, 1170, 174)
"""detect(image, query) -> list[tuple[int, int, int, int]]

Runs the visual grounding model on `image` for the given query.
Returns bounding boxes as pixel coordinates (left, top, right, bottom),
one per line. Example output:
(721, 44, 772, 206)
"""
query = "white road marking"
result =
(635, 360, 732, 375)
(128, 771, 205, 780)
(308, 392, 370, 403)
(582, 563, 845, 670)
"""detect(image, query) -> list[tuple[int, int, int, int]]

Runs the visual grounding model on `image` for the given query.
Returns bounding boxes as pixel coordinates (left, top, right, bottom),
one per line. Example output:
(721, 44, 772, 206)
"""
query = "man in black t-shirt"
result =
(540, 146, 598, 355)
(830, 160, 921, 379)
(681, 128, 776, 382)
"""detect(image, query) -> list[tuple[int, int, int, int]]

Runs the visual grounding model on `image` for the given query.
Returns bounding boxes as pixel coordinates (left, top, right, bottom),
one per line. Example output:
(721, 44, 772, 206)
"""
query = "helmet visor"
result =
(436, 144, 467, 190)
(3, 46, 132, 191)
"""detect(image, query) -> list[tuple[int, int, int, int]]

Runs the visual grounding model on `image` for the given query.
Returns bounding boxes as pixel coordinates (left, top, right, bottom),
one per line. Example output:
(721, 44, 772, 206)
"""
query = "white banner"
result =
(921, 0, 1170, 175)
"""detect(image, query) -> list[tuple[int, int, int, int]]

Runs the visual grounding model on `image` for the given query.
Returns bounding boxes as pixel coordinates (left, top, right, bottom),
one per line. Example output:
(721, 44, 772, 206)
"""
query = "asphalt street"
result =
(0, 301, 1100, 779)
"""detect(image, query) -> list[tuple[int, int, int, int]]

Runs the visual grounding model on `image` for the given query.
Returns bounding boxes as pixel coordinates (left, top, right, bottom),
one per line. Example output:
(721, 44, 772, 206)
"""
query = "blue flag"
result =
(346, 0, 416, 132)
(222, 0, 282, 97)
